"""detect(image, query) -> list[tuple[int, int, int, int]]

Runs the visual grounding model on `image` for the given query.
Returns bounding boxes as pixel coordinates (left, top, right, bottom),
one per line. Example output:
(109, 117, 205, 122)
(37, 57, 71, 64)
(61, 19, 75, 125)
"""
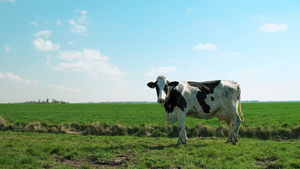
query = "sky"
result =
(0, 0, 299, 103)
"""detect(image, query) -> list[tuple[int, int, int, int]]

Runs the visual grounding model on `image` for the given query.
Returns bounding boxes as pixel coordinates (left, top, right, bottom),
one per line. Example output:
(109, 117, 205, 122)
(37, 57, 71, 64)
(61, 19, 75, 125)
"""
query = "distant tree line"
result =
(23, 98, 68, 104)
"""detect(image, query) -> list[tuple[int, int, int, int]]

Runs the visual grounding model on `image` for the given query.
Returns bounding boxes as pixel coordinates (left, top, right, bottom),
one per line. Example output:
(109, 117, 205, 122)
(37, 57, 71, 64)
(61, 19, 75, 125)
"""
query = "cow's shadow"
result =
(140, 142, 209, 150)
(141, 144, 176, 150)
(101, 140, 209, 153)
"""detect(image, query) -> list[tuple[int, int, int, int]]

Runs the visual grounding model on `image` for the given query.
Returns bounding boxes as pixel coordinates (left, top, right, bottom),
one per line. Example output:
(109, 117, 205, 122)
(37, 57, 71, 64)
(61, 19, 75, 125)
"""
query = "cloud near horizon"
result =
(0, 72, 39, 85)
(48, 84, 81, 92)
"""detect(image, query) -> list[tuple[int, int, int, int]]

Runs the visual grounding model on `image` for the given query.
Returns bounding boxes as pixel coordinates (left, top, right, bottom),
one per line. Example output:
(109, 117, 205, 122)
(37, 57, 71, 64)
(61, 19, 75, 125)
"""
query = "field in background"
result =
(0, 102, 299, 168)
(1, 102, 299, 127)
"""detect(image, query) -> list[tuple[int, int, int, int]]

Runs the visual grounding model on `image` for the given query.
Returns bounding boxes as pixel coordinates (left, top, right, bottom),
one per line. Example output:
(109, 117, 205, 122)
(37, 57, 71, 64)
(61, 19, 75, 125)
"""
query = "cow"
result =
(147, 75, 244, 145)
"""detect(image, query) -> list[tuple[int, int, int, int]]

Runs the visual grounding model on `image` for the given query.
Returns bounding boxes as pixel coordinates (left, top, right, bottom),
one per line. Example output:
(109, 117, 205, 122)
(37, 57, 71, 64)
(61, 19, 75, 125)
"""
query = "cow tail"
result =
(237, 85, 244, 122)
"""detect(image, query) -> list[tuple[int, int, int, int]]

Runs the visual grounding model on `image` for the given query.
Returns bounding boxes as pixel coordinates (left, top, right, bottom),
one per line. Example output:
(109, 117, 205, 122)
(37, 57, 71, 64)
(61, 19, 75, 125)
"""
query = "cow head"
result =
(147, 75, 179, 104)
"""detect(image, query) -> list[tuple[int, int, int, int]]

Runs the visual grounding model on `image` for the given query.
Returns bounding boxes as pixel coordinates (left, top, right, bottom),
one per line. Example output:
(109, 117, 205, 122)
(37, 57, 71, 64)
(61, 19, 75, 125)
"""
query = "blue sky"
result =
(0, 0, 299, 103)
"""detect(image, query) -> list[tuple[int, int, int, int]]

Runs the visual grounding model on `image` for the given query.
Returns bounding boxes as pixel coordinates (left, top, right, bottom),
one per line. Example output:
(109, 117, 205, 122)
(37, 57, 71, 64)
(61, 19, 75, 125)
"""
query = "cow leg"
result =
(232, 114, 242, 144)
(176, 112, 187, 145)
(183, 129, 188, 143)
(229, 112, 241, 145)
(226, 122, 233, 144)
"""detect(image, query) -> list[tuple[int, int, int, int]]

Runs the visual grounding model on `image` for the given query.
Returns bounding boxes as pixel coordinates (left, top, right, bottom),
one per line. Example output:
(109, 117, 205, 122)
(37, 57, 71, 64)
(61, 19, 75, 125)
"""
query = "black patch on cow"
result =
(153, 83, 169, 98)
(164, 88, 187, 113)
(188, 80, 221, 113)
(211, 96, 214, 101)
(168, 81, 179, 88)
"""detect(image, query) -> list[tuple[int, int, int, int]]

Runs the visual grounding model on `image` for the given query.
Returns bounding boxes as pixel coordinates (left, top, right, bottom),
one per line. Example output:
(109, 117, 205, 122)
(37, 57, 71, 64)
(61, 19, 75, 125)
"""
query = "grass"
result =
(0, 102, 299, 127)
(0, 102, 300, 139)
(0, 102, 299, 168)
(0, 131, 299, 168)
(0, 103, 164, 125)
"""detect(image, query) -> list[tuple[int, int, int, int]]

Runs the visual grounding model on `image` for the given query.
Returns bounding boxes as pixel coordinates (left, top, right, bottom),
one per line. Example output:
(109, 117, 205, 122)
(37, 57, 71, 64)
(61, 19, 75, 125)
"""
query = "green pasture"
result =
(0, 102, 299, 140)
(0, 102, 299, 168)
(0, 132, 299, 169)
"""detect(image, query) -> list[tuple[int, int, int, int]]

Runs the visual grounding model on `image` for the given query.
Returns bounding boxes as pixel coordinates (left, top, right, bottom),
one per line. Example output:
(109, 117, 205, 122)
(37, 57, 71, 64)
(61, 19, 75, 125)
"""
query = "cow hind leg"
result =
(232, 114, 242, 144)
(226, 107, 242, 145)
(229, 113, 242, 145)
(184, 129, 188, 143)
(226, 122, 233, 144)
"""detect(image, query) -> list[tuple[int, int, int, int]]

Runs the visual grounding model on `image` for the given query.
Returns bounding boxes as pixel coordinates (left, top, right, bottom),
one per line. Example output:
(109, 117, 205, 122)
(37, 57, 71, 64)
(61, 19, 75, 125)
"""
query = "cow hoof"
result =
(225, 140, 231, 144)
(231, 142, 236, 145)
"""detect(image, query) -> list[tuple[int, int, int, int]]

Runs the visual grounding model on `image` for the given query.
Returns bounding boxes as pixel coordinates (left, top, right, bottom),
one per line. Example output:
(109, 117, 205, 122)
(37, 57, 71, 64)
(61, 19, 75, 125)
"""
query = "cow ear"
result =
(147, 82, 156, 89)
(168, 81, 179, 88)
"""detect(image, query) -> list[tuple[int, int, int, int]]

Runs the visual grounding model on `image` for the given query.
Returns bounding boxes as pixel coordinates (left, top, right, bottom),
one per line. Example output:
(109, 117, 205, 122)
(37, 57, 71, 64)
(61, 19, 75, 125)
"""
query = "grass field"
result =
(0, 132, 299, 168)
(0, 102, 299, 168)
(0, 102, 299, 139)
(0, 102, 299, 127)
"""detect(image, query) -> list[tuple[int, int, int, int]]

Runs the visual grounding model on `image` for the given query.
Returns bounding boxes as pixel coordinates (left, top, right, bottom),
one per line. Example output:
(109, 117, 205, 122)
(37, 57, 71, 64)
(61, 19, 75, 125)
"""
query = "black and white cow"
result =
(147, 75, 244, 145)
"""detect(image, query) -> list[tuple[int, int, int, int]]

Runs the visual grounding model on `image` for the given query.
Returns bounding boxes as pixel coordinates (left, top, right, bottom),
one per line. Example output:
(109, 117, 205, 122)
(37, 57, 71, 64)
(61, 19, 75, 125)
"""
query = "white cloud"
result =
(69, 9, 89, 35)
(76, 9, 89, 24)
(260, 23, 288, 33)
(33, 38, 60, 51)
(4, 45, 11, 52)
(193, 43, 217, 50)
(48, 84, 81, 92)
(30, 21, 38, 27)
(57, 49, 108, 61)
(145, 66, 177, 77)
(49, 49, 125, 78)
(69, 20, 87, 34)
(0, 72, 39, 85)
(35, 30, 52, 38)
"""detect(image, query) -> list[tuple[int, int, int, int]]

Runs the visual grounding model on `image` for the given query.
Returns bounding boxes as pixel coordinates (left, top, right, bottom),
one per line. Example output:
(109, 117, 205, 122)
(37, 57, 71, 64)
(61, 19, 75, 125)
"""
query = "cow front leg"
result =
(176, 113, 187, 145)
(177, 124, 186, 145)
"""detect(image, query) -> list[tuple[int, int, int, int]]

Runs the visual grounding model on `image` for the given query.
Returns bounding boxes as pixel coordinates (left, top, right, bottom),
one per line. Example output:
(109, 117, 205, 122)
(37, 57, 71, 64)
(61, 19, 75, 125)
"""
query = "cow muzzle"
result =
(157, 98, 166, 104)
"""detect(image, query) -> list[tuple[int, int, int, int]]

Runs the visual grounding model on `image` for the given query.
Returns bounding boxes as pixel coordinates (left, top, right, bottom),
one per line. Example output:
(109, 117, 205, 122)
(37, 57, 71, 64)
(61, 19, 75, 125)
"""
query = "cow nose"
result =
(157, 98, 165, 104)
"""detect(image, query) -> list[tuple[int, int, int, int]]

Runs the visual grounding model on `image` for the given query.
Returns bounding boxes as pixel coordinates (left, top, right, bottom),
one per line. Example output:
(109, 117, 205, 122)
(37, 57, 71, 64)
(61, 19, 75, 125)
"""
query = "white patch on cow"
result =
(165, 109, 178, 124)
(156, 75, 167, 101)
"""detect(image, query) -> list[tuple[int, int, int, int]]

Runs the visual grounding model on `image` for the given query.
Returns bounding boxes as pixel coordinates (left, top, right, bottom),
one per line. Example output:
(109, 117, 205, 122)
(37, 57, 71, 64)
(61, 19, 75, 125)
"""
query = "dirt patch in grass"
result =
(95, 155, 130, 166)
(53, 154, 130, 168)
(254, 156, 279, 168)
